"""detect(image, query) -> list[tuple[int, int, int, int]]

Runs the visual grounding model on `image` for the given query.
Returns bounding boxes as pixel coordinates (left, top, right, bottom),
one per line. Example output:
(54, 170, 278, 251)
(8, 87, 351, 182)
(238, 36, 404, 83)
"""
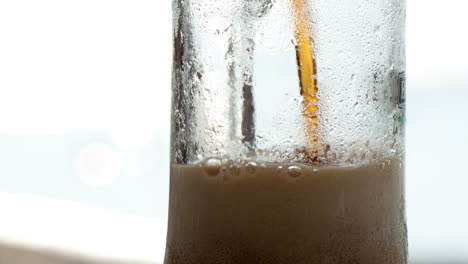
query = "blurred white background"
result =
(0, 0, 467, 263)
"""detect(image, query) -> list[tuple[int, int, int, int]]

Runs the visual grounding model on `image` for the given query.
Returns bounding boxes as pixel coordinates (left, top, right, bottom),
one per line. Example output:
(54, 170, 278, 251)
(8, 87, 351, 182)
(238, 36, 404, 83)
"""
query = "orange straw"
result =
(292, 0, 321, 161)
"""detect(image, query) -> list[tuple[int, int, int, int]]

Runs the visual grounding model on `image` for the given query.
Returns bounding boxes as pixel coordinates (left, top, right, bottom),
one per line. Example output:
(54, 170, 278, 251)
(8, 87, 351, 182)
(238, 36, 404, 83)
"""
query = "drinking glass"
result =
(165, 0, 407, 262)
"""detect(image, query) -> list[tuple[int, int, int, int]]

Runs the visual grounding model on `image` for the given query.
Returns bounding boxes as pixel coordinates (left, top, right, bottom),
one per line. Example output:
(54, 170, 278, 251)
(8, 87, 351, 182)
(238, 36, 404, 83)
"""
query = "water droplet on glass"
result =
(313, 168, 319, 174)
(288, 166, 302, 178)
(76, 143, 120, 187)
(374, 25, 381, 33)
(202, 158, 222, 176)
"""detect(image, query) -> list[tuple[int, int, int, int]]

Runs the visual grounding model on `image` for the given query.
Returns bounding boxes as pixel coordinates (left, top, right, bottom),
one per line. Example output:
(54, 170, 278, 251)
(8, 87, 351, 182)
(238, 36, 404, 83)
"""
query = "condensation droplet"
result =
(202, 158, 222, 176)
(313, 168, 319, 174)
(374, 25, 381, 33)
(287, 166, 302, 178)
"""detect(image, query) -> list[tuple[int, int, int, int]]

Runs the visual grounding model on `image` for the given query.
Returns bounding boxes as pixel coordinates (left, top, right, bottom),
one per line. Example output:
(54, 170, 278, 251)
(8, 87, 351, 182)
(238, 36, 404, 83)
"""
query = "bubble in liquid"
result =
(202, 158, 222, 176)
(287, 166, 302, 178)
(313, 168, 319, 174)
(379, 162, 386, 170)
(226, 160, 241, 176)
(245, 161, 258, 174)
(231, 166, 241, 176)
(276, 165, 284, 175)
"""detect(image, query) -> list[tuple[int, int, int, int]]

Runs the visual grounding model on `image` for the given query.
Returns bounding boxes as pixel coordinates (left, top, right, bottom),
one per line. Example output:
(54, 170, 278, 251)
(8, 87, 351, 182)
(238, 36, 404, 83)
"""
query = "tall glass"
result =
(166, 0, 407, 263)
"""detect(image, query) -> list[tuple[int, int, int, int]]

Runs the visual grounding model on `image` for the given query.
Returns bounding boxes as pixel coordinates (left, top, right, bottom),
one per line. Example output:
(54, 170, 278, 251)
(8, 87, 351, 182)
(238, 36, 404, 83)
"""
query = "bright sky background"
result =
(0, 0, 172, 133)
(407, 0, 468, 81)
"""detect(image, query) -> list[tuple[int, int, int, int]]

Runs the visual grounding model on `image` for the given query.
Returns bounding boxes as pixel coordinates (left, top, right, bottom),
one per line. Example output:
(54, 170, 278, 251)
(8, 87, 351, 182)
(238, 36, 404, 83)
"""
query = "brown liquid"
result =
(165, 159, 407, 264)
